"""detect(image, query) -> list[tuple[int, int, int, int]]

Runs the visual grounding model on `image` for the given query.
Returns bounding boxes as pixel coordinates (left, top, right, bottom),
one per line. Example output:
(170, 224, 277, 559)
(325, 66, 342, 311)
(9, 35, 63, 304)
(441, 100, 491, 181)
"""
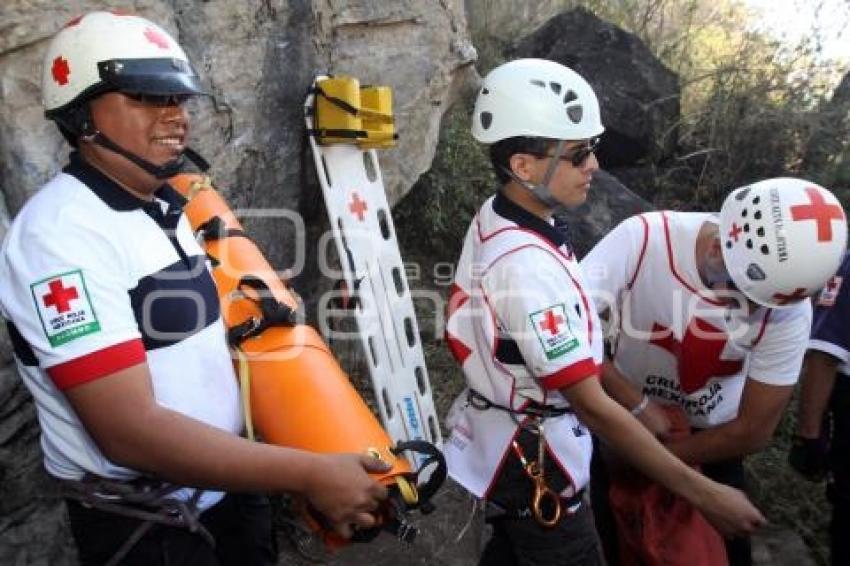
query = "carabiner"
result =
(530, 469, 562, 528)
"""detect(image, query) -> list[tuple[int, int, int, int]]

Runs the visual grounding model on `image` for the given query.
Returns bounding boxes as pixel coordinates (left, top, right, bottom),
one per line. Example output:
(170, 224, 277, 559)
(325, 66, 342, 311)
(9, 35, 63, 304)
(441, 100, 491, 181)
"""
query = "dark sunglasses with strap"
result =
(539, 136, 601, 167)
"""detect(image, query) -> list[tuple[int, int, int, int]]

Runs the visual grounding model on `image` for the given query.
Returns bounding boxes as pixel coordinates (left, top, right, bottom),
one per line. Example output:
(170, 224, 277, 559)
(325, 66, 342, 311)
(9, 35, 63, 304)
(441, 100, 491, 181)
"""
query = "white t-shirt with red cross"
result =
(443, 193, 604, 499)
(581, 211, 811, 428)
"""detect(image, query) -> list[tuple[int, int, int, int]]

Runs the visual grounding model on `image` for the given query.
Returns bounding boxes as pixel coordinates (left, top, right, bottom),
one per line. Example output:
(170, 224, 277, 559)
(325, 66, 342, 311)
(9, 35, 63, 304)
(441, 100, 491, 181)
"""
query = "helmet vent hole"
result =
(752, 196, 761, 205)
(480, 111, 493, 130)
(746, 264, 766, 281)
(549, 82, 562, 95)
(741, 209, 748, 217)
(735, 188, 750, 201)
(481, 88, 489, 95)
(746, 239, 753, 249)
(754, 210, 762, 220)
(760, 244, 770, 255)
(566, 105, 583, 124)
(564, 90, 578, 104)
(725, 241, 732, 249)
(757, 226, 765, 237)
(744, 223, 750, 232)
(530, 79, 546, 88)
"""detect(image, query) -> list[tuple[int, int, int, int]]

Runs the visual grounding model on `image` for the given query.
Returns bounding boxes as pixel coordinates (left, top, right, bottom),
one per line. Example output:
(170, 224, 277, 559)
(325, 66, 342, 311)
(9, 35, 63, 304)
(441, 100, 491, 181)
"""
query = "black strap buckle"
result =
(227, 276, 297, 346)
(467, 389, 573, 420)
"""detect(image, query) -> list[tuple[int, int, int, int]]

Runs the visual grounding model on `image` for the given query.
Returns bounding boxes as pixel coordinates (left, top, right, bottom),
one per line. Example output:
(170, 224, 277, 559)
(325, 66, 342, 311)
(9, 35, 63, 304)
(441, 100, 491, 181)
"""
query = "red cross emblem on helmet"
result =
(719, 178, 847, 308)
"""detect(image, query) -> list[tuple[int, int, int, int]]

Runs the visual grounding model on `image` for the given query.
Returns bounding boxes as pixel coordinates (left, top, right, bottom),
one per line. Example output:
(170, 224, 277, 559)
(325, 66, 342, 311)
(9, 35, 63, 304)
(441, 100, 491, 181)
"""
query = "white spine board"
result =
(304, 79, 442, 457)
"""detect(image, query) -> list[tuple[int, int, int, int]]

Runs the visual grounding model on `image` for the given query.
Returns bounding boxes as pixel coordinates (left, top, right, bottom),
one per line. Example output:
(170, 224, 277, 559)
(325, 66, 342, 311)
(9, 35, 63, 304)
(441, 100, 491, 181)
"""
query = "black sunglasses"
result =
(123, 92, 194, 108)
(539, 137, 601, 167)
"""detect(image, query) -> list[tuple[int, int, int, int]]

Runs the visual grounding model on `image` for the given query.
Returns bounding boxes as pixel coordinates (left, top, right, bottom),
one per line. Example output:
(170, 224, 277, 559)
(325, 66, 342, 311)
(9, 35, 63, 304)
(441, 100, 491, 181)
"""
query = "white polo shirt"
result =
(0, 153, 241, 509)
(444, 193, 603, 499)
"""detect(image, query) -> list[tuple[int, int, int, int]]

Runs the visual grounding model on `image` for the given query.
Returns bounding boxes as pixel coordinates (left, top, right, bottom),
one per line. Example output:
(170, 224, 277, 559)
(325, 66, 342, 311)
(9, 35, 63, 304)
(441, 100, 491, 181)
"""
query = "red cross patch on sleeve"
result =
(30, 270, 101, 347)
(529, 304, 579, 360)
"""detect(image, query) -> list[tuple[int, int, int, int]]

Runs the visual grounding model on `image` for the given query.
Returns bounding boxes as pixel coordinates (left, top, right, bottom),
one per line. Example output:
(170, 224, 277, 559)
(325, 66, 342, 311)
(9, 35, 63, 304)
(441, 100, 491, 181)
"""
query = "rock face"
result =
(0, 1, 475, 563)
(512, 7, 680, 168)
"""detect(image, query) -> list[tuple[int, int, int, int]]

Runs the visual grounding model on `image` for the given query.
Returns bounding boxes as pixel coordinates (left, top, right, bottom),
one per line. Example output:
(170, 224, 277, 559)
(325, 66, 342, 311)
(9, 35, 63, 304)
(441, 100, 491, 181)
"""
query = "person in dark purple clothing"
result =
(791, 251, 850, 566)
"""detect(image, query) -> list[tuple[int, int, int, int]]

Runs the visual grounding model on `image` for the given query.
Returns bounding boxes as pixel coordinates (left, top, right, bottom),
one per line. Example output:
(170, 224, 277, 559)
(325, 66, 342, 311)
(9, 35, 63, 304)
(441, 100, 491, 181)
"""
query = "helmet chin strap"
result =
(91, 131, 209, 179)
(501, 140, 567, 209)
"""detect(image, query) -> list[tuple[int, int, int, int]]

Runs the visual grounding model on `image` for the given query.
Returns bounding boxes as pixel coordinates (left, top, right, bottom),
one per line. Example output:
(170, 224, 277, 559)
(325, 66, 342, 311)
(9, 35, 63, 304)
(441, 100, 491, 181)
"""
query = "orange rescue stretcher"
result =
(169, 173, 445, 546)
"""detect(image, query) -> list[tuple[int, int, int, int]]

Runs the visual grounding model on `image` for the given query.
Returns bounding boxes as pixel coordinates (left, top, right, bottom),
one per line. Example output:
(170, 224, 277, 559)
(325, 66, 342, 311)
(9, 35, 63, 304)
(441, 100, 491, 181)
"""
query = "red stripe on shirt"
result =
(539, 359, 600, 390)
(47, 339, 146, 390)
(627, 214, 650, 289)
(751, 308, 773, 347)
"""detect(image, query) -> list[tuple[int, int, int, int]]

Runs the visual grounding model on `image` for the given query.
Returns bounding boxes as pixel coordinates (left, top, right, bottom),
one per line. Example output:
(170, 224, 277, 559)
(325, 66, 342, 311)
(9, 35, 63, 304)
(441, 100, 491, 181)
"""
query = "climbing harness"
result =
(61, 475, 212, 566)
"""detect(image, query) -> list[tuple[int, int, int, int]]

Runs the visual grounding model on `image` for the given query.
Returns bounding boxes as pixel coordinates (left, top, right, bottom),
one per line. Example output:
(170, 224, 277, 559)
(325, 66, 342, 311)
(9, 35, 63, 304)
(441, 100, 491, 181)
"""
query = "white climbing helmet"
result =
(719, 177, 848, 308)
(42, 10, 204, 116)
(471, 58, 604, 144)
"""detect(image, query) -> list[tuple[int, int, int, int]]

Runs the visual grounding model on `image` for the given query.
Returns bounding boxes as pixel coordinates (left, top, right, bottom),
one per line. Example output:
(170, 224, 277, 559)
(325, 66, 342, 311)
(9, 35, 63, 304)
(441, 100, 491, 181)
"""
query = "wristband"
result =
(630, 394, 649, 416)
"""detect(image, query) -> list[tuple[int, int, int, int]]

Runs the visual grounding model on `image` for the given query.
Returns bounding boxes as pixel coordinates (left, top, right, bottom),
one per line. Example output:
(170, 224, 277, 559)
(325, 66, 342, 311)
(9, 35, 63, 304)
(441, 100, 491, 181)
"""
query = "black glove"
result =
(789, 434, 830, 481)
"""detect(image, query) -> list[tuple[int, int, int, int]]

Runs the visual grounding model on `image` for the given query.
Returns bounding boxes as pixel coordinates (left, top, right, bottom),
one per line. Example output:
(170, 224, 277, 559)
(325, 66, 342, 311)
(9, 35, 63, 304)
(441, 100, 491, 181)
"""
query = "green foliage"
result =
(581, 0, 849, 212)
(394, 102, 498, 257)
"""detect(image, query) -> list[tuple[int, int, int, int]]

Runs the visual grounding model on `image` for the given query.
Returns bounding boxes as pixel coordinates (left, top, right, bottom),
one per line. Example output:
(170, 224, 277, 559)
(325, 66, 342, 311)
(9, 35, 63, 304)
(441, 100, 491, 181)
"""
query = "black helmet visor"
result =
(97, 57, 206, 97)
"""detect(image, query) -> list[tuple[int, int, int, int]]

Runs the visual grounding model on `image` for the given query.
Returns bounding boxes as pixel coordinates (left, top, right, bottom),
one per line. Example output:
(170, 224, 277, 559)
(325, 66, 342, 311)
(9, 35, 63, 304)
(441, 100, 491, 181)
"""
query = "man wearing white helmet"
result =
(0, 11, 389, 565)
(581, 178, 847, 565)
(443, 58, 765, 565)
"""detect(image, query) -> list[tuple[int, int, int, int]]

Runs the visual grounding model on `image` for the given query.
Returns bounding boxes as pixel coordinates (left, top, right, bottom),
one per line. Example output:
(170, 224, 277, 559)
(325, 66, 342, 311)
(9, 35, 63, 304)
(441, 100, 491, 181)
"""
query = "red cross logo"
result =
(144, 27, 170, 49)
(790, 187, 845, 242)
(539, 309, 565, 336)
(772, 287, 808, 305)
(650, 318, 744, 394)
(727, 222, 743, 243)
(42, 279, 79, 314)
(349, 192, 368, 221)
(51, 56, 70, 86)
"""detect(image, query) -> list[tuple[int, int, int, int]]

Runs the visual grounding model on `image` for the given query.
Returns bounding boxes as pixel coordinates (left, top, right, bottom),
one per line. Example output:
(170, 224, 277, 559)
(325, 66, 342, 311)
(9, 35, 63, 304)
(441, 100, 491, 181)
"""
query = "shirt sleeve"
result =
(580, 214, 651, 315)
(482, 245, 599, 391)
(809, 256, 850, 364)
(1, 212, 145, 390)
(746, 302, 812, 386)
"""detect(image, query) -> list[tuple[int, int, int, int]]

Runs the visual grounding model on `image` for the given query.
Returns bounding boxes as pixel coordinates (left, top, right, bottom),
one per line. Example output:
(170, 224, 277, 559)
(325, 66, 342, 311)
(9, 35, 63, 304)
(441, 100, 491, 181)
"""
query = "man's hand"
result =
(694, 481, 766, 538)
(303, 453, 391, 539)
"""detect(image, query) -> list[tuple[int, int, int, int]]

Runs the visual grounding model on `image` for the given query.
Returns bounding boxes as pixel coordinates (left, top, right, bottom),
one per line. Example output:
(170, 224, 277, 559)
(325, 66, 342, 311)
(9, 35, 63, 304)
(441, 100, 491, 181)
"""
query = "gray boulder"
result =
(0, 365, 77, 565)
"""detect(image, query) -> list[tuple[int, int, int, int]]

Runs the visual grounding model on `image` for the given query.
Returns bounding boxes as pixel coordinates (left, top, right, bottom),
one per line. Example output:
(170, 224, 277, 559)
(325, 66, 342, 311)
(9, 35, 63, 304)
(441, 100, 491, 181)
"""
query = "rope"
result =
(235, 347, 256, 441)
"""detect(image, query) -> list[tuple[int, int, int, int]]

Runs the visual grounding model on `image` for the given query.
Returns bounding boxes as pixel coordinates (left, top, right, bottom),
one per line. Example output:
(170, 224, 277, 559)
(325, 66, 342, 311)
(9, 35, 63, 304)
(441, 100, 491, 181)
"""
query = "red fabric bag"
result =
(608, 406, 728, 566)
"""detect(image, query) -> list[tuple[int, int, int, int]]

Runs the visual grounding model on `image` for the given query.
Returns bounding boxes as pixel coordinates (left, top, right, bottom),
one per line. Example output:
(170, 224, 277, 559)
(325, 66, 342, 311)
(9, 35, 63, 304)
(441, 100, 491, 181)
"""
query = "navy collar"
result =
(492, 191, 568, 249)
(63, 151, 186, 212)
